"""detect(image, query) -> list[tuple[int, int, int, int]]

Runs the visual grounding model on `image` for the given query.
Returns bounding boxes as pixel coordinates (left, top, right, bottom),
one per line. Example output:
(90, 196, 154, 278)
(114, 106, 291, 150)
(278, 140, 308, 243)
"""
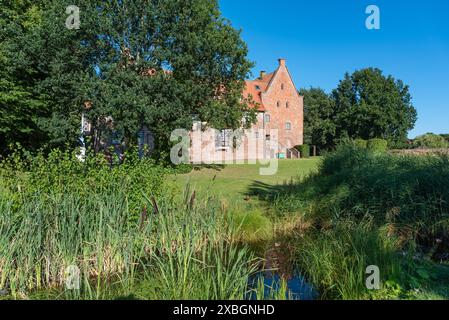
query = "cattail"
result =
(189, 191, 196, 209)
(151, 196, 159, 215)
(139, 206, 148, 231)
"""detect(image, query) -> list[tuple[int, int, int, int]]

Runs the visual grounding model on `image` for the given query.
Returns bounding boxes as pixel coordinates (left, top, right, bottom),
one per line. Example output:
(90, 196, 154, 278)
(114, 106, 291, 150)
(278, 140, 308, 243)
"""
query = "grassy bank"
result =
(266, 145, 449, 299)
(0, 150, 259, 299)
(2, 147, 448, 300)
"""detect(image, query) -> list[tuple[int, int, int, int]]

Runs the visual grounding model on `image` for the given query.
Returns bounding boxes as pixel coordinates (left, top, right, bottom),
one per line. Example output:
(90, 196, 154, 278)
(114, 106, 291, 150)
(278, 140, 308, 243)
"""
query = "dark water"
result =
(246, 271, 318, 300)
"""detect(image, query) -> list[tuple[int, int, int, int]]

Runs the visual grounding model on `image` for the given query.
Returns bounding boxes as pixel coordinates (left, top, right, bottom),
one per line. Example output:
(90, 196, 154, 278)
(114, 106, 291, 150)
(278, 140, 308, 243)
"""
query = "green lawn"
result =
(170, 159, 321, 204)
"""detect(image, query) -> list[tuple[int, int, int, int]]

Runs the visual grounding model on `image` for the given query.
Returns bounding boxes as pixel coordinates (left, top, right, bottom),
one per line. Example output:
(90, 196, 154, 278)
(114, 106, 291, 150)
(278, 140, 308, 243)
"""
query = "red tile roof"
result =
(243, 72, 274, 112)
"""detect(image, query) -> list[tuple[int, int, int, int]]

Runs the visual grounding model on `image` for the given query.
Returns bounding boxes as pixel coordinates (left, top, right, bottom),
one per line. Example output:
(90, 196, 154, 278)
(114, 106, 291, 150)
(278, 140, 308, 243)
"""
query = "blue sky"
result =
(219, 0, 449, 138)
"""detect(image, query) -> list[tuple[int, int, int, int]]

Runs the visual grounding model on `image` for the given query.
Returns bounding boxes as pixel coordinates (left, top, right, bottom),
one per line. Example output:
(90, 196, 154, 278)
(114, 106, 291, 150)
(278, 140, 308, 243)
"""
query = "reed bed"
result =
(0, 150, 257, 299)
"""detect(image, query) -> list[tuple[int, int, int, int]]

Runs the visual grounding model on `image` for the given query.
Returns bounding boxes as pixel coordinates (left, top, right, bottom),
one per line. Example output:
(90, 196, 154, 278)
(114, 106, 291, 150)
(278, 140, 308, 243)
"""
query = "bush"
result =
(440, 134, 449, 144)
(413, 133, 448, 149)
(388, 139, 412, 150)
(353, 139, 367, 149)
(367, 138, 388, 153)
(227, 209, 272, 243)
(295, 144, 310, 158)
(0, 148, 170, 222)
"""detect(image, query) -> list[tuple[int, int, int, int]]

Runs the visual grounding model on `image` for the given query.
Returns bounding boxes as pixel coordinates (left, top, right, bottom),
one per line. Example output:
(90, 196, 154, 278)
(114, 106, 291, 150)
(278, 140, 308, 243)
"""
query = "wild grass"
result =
(272, 144, 449, 244)
(0, 150, 259, 300)
(294, 219, 403, 299)
(267, 144, 449, 299)
(227, 209, 273, 244)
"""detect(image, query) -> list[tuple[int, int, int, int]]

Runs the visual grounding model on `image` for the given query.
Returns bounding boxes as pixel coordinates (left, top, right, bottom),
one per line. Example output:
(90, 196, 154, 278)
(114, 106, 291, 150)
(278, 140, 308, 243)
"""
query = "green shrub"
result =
(413, 133, 448, 149)
(295, 144, 310, 158)
(440, 134, 449, 144)
(353, 139, 367, 149)
(227, 209, 272, 243)
(367, 138, 388, 153)
(388, 139, 412, 150)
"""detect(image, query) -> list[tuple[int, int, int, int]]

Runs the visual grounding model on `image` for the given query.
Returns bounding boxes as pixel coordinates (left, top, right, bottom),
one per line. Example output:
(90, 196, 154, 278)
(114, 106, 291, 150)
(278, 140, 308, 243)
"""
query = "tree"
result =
(1, 0, 255, 159)
(299, 87, 336, 152)
(332, 68, 417, 144)
(0, 0, 49, 153)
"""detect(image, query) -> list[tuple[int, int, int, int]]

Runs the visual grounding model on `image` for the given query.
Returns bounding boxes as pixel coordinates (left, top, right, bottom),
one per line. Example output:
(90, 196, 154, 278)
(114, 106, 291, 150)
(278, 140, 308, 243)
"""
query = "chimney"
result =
(278, 58, 286, 67)
(259, 70, 266, 79)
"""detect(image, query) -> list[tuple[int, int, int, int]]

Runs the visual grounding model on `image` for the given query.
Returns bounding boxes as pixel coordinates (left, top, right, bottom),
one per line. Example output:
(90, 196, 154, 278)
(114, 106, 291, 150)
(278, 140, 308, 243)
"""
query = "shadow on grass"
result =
(246, 180, 299, 201)
(193, 164, 225, 171)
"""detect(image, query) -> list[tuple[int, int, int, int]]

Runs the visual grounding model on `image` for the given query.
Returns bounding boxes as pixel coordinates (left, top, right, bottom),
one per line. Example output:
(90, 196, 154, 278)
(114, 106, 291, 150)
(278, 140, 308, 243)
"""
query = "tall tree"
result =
(299, 87, 336, 151)
(332, 68, 417, 143)
(0, 0, 49, 153)
(1, 0, 255, 158)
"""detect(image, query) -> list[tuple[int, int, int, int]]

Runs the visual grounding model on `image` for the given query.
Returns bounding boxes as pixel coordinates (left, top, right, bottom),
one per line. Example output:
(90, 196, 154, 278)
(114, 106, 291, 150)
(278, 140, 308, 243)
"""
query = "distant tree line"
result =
(301, 68, 418, 153)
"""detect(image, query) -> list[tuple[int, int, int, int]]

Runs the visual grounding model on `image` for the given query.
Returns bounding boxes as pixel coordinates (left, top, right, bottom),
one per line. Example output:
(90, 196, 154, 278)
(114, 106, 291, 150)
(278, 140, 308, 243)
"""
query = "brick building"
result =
(190, 58, 304, 163)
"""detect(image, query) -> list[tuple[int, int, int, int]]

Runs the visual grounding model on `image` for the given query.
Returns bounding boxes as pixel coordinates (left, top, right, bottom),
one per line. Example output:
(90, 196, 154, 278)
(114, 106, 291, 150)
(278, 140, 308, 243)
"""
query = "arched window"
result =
(285, 122, 291, 130)
(281, 83, 285, 90)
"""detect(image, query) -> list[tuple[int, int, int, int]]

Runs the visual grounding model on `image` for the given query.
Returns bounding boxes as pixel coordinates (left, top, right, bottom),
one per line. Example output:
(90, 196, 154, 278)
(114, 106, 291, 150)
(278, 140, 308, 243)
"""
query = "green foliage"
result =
(1, 0, 255, 158)
(0, 147, 168, 221)
(295, 220, 403, 299)
(440, 134, 449, 144)
(353, 138, 367, 149)
(413, 133, 448, 149)
(295, 144, 310, 158)
(300, 88, 336, 152)
(366, 138, 388, 153)
(388, 139, 412, 150)
(267, 145, 449, 299)
(228, 209, 272, 243)
(275, 144, 449, 242)
(0, 1, 49, 153)
(332, 68, 417, 143)
(0, 151, 258, 299)
(299, 69, 417, 153)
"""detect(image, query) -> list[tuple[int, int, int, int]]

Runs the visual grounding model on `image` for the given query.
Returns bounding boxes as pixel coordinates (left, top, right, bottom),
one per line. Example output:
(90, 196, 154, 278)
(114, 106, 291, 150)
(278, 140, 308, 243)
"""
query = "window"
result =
(215, 130, 230, 149)
(277, 101, 280, 107)
(255, 131, 259, 139)
(281, 83, 284, 90)
(286, 101, 289, 108)
(255, 85, 261, 91)
(285, 122, 291, 130)
(264, 114, 271, 123)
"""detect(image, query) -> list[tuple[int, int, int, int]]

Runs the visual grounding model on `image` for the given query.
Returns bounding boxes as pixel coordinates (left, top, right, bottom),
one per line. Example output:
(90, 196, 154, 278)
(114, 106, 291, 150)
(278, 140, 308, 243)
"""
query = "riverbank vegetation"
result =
(260, 144, 449, 299)
(1, 145, 449, 300)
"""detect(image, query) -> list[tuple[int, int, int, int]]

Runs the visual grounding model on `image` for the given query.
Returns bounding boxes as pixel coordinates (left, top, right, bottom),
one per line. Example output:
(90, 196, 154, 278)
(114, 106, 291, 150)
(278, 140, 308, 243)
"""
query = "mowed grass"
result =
(170, 159, 321, 204)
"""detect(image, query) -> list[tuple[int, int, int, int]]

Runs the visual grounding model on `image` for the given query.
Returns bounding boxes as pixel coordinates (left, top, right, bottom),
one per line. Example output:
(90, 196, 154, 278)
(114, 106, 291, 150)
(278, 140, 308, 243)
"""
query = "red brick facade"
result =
(245, 58, 304, 155)
(190, 58, 304, 163)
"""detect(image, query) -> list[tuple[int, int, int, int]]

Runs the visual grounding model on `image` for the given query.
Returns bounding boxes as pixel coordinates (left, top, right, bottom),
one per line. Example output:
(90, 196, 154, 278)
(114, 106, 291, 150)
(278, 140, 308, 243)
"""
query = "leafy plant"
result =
(413, 133, 448, 149)
(367, 138, 388, 153)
